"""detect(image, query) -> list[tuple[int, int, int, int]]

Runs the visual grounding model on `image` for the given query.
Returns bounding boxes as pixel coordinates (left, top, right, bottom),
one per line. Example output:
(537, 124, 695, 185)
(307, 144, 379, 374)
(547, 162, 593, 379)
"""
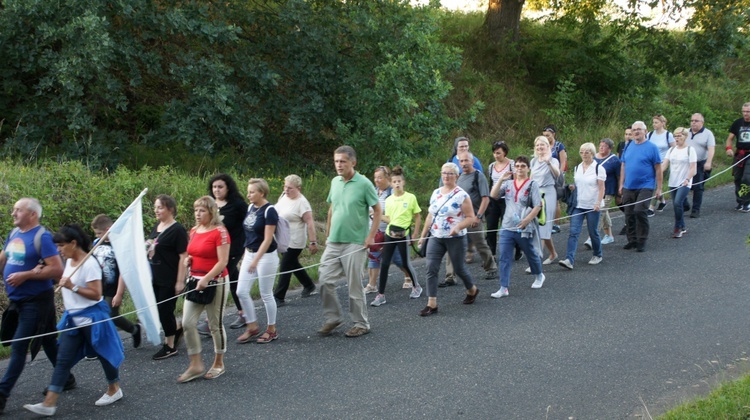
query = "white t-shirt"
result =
(574, 162, 607, 209)
(648, 131, 674, 160)
(489, 160, 514, 188)
(665, 146, 697, 188)
(61, 257, 103, 326)
(276, 194, 313, 249)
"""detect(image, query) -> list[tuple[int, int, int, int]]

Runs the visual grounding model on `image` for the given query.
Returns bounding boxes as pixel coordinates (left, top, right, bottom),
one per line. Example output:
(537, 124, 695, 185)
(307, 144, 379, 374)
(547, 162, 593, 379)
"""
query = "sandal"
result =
(177, 369, 204, 384)
(236, 328, 261, 344)
(204, 367, 225, 380)
(256, 330, 278, 344)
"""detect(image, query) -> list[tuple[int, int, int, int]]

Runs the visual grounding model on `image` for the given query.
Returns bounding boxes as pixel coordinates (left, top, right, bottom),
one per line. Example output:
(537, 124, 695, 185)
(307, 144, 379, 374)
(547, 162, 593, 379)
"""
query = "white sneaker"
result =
(601, 235, 614, 245)
(584, 238, 592, 250)
(491, 287, 509, 298)
(558, 259, 573, 270)
(95, 388, 123, 406)
(24, 403, 57, 416)
(363, 284, 378, 294)
(588, 256, 603, 265)
(525, 267, 532, 274)
(409, 286, 422, 299)
(370, 294, 386, 307)
(531, 273, 546, 289)
(542, 255, 557, 265)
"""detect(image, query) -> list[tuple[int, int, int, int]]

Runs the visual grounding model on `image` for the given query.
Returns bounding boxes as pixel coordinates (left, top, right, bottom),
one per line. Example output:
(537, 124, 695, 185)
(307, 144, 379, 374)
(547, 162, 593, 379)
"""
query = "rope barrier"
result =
(2, 153, 748, 345)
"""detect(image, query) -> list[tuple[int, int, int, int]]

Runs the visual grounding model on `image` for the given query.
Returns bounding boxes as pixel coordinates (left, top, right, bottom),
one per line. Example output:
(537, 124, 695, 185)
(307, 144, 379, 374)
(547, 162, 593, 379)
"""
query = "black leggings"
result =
(227, 254, 242, 311)
(153, 283, 177, 337)
(486, 198, 520, 257)
(378, 234, 418, 294)
(274, 248, 316, 300)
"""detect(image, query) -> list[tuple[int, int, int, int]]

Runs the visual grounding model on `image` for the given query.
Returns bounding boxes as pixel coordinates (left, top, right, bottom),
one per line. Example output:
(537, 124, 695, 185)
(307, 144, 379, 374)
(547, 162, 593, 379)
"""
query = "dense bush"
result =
(0, 0, 470, 173)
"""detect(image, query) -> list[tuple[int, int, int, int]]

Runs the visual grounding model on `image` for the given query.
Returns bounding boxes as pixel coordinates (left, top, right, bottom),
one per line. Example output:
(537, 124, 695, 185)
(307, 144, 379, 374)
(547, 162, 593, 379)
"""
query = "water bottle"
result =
(512, 213, 522, 233)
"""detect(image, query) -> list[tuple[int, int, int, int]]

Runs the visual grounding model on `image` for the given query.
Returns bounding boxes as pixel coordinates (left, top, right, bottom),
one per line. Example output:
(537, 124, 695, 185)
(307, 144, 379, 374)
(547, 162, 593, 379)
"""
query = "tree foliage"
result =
(0, 0, 467, 172)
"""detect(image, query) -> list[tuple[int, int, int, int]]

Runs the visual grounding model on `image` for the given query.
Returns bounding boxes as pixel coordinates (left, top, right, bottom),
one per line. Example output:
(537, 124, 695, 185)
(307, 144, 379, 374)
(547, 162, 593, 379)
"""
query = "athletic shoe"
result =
(681, 227, 688, 234)
(657, 201, 667, 212)
(152, 344, 177, 360)
(402, 279, 413, 289)
(551, 225, 561, 234)
(197, 319, 210, 336)
(409, 285, 423, 299)
(370, 294, 386, 307)
(484, 269, 498, 280)
(95, 388, 123, 406)
(636, 243, 646, 252)
(683, 203, 691, 212)
(525, 267, 532, 274)
(601, 235, 614, 245)
(229, 315, 246, 329)
(735, 203, 743, 211)
(646, 209, 655, 217)
(558, 259, 573, 270)
(531, 273, 546, 289)
(619, 226, 627, 235)
(588, 256, 602, 265)
(743, 203, 750, 213)
(690, 210, 700, 218)
(84, 355, 98, 361)
(514, 247, 523, 261)
(490, 287, 509, 298)
(623, 242, 637, 250)
(24, 403, 56, 416)
(542, 255, 557, 265)
(673, 229, 683, 238)
(583, 238, 592, 250)
(301, 286, 318, 297)
(438, 279, 456, 287)
(363, 284, 378, 294)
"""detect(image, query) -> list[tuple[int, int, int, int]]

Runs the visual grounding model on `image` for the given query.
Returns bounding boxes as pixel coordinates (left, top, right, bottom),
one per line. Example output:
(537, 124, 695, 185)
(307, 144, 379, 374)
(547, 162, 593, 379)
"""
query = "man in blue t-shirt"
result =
(0, 198, 72, 413)
(619, 121, 663, 252)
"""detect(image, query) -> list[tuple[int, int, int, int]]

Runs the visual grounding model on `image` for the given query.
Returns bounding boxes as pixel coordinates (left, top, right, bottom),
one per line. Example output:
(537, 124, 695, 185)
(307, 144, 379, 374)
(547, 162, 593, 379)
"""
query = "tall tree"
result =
(484, 0, 525, 42)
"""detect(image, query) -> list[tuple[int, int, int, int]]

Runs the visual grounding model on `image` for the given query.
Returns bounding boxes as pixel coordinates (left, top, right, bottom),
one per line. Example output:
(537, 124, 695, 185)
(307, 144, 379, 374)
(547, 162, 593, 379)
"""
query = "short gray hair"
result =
(632, 121, 647, 130)
(600, 138, 615, 151)
(284, 174, 302, 189)
(441, 162, 460, 175)
(20, 197, 42, 219)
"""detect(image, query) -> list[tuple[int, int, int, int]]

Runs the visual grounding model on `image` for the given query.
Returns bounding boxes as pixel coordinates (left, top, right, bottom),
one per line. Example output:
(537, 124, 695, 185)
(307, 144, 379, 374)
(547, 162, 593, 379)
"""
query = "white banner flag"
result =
(108, 189, 162, 346)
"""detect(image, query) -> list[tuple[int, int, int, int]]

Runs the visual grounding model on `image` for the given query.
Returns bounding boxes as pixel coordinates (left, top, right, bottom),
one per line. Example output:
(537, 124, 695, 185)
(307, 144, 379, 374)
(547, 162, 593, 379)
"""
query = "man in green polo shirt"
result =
(318, 146, 381, 338)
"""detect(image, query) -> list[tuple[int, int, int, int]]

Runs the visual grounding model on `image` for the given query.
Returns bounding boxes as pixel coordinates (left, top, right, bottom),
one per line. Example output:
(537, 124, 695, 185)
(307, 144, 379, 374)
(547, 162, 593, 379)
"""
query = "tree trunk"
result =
(484, 0, 525, 43)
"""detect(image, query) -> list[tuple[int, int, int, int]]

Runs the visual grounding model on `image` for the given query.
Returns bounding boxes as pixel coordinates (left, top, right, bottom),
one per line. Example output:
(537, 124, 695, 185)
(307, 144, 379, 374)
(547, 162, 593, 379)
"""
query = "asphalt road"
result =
(3, 184, 750, 419)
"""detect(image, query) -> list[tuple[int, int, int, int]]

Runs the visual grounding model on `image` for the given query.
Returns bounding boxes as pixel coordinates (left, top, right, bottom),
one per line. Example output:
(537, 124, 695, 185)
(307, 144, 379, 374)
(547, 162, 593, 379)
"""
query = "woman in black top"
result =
(208, 174, 247, 329)
(148, 194, 188, 360)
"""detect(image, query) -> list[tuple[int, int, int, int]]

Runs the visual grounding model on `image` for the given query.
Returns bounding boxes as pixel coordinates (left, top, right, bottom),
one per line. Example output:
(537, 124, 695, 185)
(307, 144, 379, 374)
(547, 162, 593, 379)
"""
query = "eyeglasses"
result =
(441, 172, 457, 176)
(514, 164, 528, 168)
(690, 119, 703, 122)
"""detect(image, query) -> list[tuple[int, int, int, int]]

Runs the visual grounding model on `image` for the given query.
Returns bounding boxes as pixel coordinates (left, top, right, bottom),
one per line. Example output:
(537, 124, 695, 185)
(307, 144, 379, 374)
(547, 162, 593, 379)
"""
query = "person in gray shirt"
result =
(686, 113, 715, 218)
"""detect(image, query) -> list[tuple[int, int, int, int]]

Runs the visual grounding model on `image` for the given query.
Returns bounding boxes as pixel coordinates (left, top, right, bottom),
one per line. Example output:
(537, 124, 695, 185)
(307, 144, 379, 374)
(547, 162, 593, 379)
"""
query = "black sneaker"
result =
(438, 279, 456, 288)
(152, 344, 177, 360)
(657, 201, 667, 212)
(275, 297, 286, 307)
(623, 242, 637, 250)
(683, 203, 691, 212)
(43, 374, 75, 396)
(735, 203, 743, 211)
(132, 324, 141, 349)
(636, 242, 646, 252)
(0, 393, 6, 414)
(743, 203, 750, 213)
(690, 210, 700, 218)
(551, 225, 561, 234)
(619, 226, 627, 235)
(301, 286, 318, 298)
(646, 209, 655, 217)
(514, 247, 523, 261)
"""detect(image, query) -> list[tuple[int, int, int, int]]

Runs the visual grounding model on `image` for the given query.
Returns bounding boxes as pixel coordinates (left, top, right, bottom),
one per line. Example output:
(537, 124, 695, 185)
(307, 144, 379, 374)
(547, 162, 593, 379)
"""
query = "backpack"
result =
(8, 226, 49, 264)
(647, 130, 674, 146)
(265, 205, 290, 254)
(528, 181, 547, 226)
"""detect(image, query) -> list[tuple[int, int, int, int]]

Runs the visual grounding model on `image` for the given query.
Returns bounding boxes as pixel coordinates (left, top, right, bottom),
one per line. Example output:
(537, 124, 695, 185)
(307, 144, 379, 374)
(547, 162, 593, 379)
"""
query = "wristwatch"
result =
(71, 285, 80, 293)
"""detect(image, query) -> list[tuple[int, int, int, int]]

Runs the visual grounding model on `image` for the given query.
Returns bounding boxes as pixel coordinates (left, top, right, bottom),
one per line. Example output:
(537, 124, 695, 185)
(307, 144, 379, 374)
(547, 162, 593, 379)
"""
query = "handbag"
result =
(388, 225, 407, 239)
(370, 230, 385, 252)
(184, 276, 218, 305)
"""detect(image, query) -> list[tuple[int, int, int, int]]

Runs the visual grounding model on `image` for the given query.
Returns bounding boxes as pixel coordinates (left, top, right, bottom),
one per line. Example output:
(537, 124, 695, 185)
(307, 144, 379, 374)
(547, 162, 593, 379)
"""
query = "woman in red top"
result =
(178, 196, 230, 383)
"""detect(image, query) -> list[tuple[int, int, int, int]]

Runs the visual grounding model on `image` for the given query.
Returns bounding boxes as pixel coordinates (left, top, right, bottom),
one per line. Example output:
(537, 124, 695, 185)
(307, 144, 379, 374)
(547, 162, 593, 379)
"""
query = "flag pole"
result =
(55, 188, 148, 293)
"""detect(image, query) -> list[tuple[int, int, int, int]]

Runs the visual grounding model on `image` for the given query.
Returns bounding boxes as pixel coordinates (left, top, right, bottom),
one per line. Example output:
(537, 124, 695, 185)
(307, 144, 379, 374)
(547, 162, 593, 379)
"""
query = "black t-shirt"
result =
(242, 203, 278, 253)
(729, 118, 750, 150)
(220, 198, 247, 257)
(148, 222, 188, 287)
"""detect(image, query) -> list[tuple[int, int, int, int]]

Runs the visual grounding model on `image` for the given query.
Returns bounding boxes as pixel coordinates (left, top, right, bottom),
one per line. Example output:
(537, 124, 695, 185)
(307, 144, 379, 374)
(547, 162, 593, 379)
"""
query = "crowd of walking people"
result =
(2, 103, 750, 416)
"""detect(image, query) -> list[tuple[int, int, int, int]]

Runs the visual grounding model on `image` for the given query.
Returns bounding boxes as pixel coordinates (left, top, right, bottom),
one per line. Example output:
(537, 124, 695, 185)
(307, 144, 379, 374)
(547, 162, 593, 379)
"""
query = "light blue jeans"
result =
(565, 208, 601, 266)
(672, 186, 690, 230)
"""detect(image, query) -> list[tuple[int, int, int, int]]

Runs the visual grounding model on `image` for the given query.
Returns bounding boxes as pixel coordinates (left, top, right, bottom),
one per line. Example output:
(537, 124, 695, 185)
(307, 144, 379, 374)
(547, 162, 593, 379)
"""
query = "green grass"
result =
(659, 374, 750, 419)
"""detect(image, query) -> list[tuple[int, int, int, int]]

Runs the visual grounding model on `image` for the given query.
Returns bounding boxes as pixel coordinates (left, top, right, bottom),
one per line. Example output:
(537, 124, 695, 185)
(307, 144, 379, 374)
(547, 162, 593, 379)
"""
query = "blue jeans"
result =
(48, 326, 119, 393)
(672, 186, 690, 229)
(498, 230, 542, 289)
(565, 208, 602, 266)
(0, 297, 58, 397)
